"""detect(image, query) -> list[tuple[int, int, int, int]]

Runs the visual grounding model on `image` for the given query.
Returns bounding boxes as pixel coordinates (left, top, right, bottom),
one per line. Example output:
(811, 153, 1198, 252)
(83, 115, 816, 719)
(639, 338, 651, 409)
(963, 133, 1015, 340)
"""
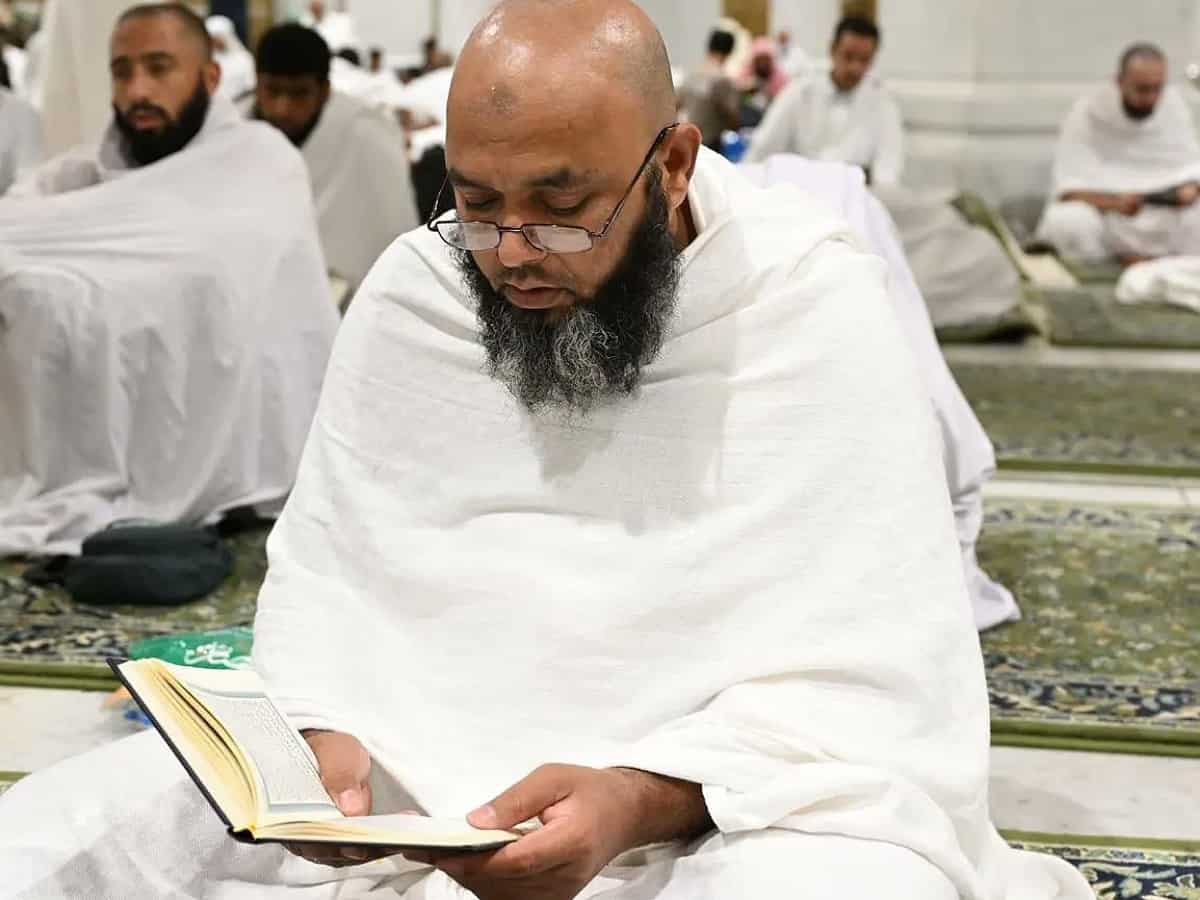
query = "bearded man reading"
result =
(0, 2, 1090, 898)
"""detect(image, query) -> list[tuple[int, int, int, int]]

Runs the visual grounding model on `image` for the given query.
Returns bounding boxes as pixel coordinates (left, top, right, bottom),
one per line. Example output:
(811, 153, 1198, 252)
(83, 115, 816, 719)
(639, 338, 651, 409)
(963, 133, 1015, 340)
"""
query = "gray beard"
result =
(454, 170, 681, 414)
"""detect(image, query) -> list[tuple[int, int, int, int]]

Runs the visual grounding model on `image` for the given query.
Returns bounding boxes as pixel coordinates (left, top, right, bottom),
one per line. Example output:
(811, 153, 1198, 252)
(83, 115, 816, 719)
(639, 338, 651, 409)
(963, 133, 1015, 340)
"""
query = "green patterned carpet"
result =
(979, 499, 1200, 755)
(0, 529, 266, 690)
(951, 361, 1200, 476)
(1034, 285, 1200, 351)
(3, 500, 1198, 754)
(1007, 835, 1200, 899)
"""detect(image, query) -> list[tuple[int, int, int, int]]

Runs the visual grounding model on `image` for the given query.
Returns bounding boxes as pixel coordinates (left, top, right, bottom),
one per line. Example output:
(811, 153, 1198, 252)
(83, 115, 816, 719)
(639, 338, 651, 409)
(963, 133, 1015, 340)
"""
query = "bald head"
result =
(451, 0, 676, 134)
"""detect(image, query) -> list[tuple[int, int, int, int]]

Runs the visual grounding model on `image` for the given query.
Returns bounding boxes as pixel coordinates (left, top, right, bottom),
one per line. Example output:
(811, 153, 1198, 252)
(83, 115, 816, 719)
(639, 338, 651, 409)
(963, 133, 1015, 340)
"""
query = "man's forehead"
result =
(111, 16, 193, 58)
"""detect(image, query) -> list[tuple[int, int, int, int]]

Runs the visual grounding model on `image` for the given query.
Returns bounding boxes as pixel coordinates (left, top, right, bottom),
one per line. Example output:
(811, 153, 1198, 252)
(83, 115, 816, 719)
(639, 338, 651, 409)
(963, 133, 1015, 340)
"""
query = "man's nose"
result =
(496, 228, 546, 269)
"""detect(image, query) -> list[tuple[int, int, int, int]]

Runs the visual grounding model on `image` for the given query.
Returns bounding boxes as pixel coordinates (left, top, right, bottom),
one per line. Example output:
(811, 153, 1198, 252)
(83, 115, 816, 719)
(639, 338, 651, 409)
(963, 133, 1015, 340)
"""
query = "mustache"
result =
(123, 102, 171, 122)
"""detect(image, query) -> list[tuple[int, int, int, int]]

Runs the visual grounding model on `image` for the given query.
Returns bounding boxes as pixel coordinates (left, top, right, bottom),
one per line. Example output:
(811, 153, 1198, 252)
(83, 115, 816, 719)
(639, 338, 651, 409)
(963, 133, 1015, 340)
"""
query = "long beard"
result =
(114, 79, 211, 167)
(454, 170, 681, 414)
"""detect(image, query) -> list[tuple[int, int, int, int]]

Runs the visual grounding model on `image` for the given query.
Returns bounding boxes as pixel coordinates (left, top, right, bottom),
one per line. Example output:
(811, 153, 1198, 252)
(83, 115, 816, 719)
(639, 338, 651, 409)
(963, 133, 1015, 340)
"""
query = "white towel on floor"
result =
(1117, 255, 1200, 313)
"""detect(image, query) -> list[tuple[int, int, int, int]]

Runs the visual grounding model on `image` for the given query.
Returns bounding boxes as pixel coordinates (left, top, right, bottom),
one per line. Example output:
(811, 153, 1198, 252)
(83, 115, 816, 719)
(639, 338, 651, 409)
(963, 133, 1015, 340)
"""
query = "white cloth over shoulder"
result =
(251, 150, 1086, 899)
(0, 98, 339, 555)
(1047, 83, 1200, 197)
(290, 91, 418, 287)
(1117, 255, 1200, 313)
(0, 88, 43, 195)
(742, 154, 1017, 631)
(207, 15, 257, 102)
(32, 0, 129, 155)
(746, 68, 904, 185)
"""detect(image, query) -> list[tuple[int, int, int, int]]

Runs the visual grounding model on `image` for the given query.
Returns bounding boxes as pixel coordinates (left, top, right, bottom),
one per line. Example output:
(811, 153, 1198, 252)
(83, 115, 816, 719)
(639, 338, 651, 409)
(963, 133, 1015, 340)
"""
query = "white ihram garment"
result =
(0, 98, 339, 554)
(247, 91, 419, 288)
(0, 150, 1088, 900)
(742, 154, 1018, 631)
(746, 68, 905, 185)
(1038, 83, 1200, 259)
(207, 15, 257, 102)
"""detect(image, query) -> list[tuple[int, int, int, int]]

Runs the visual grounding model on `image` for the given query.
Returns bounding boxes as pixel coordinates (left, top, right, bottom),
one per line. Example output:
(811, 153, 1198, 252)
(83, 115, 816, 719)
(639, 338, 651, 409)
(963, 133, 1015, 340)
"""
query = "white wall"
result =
(348, 0, 433, 57)
(769, 0, 838, 59)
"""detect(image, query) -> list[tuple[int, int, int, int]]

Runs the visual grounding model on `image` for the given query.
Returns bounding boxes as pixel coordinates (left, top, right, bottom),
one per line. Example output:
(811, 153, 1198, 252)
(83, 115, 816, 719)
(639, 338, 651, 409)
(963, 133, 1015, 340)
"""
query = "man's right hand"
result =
(285, 730, 394, 867)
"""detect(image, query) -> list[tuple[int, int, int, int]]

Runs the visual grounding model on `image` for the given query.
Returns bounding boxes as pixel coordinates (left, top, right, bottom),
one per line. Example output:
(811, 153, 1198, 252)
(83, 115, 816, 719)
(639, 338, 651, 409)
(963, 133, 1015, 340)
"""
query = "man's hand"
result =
(1178, 182, 1200, 206)
(406, 764, 713, 900)
(285, 730, 391, 867)
(1109, 192, 1144, 216)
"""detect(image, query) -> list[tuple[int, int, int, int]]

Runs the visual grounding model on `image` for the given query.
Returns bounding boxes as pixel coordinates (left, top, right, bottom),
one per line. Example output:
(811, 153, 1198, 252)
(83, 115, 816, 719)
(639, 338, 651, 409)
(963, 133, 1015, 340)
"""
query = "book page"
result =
(164, 663, 337, 819)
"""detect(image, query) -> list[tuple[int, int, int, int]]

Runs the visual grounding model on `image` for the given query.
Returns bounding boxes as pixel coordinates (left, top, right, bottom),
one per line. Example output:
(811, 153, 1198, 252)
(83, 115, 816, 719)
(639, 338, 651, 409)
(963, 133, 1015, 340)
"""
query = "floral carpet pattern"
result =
(2, 500, 1197, 753)
(1034, 285, 1200, 351)
(1009, 838, 1200, 899)
(0, 528, 267, 690)
(951, 362, 1200, 476)
(979, 500, 1200, 753)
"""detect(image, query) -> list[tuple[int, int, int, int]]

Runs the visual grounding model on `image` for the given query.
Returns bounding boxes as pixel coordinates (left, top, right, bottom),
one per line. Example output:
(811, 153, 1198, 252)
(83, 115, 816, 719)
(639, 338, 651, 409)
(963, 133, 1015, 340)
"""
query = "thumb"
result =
(308, 731, 372, 817)
(469, 764, 570, 829)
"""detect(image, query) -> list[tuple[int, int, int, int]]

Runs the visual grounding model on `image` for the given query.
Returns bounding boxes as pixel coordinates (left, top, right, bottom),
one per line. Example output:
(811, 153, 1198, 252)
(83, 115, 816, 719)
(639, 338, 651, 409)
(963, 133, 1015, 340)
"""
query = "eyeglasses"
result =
(427, 123, 679, 255)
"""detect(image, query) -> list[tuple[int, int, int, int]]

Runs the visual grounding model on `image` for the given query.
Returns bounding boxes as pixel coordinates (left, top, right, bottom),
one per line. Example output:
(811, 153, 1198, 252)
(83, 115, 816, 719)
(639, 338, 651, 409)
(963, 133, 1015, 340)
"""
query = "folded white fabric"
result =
(1117, 255, 1200, 314)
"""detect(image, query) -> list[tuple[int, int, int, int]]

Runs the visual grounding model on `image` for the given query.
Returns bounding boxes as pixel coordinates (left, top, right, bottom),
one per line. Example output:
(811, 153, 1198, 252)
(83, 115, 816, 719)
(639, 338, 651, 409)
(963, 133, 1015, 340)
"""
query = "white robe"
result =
(0, 88, 43, 195)
(30, 0, 130, 156)
(1037, 83, 1200, 258)
(243, 91, 419, 288)
(746, 68, 905, 185)
(0, 148, 1088, 899)
(207, 15, 257, 103)
(0, 98, 339, 555)
(741, 154, 1018, 631)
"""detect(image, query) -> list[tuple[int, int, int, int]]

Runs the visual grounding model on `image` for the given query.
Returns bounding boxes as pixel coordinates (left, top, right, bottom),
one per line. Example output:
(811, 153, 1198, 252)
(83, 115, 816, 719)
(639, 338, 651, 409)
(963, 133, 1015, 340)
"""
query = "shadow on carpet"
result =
(980, 499, 1200, 756)
(950, 360, 1200, 477)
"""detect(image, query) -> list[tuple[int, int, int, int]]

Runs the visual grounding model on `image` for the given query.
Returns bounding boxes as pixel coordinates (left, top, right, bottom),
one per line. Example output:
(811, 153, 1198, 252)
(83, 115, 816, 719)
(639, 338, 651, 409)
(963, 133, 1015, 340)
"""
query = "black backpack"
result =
(25, 521, 234, 607)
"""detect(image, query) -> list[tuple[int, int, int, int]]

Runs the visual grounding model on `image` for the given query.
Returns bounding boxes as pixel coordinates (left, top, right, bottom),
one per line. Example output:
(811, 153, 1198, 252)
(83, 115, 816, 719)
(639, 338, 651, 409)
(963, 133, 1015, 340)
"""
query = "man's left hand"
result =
(404, 765, 651, 900)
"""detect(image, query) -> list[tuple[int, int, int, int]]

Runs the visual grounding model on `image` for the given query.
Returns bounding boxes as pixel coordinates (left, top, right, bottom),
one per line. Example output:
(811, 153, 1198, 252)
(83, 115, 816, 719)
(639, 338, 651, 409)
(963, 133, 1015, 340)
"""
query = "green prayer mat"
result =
(4, 499, 1198, 756)
(0, 529, 266, 690)
(1030, 283, 1200, 350)
(980, 499, 1200, 755)
(950, 360, 1200, 477)
(1004, 833, 1200, 899)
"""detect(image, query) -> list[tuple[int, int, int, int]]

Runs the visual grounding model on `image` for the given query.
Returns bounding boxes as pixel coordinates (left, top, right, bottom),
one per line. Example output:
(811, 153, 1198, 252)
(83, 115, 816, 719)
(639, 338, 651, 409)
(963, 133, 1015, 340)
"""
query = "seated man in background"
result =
(250, 24, 418, 289)
(678, 28, 740, 152)
(2, 2, 1091, 898)
(743, 153, 1019, 631)
(0, 2, 338, 555)
(1038, 43, 1200, 262)
(300, 0, 356, 55)
(0, 75, 41, 193)
(746, 16, 903, 185)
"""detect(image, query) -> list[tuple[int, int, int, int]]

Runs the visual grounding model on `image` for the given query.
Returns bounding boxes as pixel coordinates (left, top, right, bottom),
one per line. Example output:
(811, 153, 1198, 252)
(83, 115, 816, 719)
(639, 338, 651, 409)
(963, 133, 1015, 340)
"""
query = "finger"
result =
(469, 764, 572, 830)
(436, 819, 578, 881)
(307, 733, 372, 816)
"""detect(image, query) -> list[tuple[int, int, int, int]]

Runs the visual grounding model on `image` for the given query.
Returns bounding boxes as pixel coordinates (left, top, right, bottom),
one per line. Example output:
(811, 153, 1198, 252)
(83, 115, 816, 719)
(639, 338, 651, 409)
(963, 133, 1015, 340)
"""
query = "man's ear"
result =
(203, 59, 221, 96)
(661, 123, 702, 214)
(320, 81, 332, 106)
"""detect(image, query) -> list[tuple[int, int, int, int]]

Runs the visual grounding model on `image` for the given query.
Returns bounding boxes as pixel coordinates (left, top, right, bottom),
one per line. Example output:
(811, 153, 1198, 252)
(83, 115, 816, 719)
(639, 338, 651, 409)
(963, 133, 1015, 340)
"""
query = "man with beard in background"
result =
(9, 2, 222, 195)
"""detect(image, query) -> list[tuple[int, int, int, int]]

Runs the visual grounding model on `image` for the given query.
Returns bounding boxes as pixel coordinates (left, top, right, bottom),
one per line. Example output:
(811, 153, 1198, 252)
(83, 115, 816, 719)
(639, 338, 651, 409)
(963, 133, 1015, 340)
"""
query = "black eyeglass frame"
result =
(425, 123, 680, 255)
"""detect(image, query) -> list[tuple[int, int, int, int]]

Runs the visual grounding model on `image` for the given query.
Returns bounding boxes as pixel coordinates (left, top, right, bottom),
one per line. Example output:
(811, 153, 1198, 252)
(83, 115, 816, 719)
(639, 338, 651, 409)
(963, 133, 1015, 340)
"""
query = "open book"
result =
(109, 657, 520, 851)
